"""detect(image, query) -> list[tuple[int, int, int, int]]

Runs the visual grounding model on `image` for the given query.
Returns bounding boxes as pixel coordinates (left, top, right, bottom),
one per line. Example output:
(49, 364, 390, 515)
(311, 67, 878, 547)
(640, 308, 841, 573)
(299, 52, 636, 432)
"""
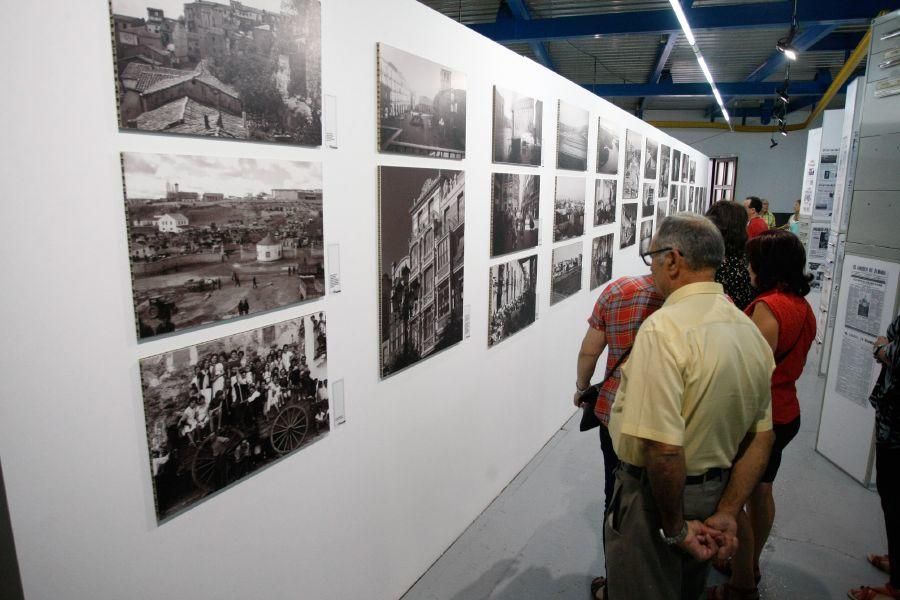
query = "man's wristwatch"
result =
(659, 521, 688, 546)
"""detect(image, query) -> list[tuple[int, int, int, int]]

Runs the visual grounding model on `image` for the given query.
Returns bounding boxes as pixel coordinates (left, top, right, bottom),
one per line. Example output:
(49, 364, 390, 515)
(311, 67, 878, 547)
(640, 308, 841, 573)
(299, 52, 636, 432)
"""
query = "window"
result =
(437, 281, 450, 316)
(711, 157, 737, 203)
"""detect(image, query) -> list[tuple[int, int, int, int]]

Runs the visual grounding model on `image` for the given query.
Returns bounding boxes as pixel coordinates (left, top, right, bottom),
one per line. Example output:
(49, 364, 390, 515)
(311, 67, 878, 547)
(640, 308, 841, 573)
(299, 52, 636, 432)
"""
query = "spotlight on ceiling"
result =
(776, 39, 798, 61)
(777, 89, 790, 104)
(775, 116, 786, 126)
(780, 128, 789, 137)
(770, 137, 779, 149)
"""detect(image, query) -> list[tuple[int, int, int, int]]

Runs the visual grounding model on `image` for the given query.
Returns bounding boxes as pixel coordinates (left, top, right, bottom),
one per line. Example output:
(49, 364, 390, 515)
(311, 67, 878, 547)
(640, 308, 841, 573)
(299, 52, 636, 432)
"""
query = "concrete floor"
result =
(402, 347, 889, 600)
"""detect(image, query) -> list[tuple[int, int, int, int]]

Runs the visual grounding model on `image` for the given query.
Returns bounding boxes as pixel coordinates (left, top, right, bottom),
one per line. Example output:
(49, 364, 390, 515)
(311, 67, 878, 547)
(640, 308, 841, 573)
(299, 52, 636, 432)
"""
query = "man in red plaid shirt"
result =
(574, 274, 664, 511)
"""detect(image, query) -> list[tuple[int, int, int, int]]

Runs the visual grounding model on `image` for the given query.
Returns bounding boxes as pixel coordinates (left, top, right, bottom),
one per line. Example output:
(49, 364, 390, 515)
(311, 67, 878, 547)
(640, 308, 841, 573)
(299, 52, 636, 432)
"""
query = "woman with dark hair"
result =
(706, 201, 756, 310)
(710, 229, 817, 600)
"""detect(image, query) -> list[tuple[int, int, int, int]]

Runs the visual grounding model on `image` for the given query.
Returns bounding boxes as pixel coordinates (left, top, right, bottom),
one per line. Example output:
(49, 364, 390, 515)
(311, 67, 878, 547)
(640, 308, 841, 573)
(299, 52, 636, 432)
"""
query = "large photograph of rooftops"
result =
(109, 0, 321, 145)
(121, 151, 324, 340)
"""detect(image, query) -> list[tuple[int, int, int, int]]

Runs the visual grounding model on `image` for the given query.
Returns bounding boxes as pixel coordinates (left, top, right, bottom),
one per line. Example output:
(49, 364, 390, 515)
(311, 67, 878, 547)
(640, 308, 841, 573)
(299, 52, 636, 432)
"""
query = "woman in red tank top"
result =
(712, 229, 816, 600)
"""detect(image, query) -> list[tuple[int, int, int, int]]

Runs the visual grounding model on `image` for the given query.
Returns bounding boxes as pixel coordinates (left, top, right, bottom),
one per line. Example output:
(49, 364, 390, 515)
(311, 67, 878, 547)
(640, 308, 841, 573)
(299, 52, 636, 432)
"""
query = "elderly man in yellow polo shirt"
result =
(602, 215, 775, 600)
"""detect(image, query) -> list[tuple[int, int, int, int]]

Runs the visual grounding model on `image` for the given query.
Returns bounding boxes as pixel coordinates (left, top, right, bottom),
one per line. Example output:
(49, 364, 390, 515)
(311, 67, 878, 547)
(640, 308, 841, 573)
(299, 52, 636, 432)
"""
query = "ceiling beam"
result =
(469, 0, 890, 44)
(650, 34, 680, 84)
(809, 31, 866, 51)
(583, 80, 831, 97)
(745, 24, 839, 82)
(502, 0, 556, 71)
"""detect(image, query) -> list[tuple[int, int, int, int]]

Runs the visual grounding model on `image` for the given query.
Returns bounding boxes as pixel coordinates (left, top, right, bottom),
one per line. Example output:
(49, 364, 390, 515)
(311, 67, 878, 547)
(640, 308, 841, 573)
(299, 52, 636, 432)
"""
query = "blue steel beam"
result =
(469, 0, 891, 43)
(745, 24, 838, 82)
(650, 34, 680, 84)
(583, 80, 830, 97)
(504, 0, 556, 71)
(810, 31, 866, 51)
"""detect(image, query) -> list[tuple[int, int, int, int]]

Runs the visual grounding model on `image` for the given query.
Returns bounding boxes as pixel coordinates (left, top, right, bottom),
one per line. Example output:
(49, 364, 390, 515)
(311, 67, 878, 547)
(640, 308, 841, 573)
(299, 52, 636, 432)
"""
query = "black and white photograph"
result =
(379, 166, 465, 378)
(378, 43, 466, 159)
(658, 144, 671, 199)
(550, 242, 583, 305)
(110, 0, 321, 146)
(639, 218, 654, 254)
(492, 86, 543, 166)
(557, 101, 589, 171)
(623, 129, 643, 200)
(596, 117, 620, 175)
(689, 159, 697, 184)
(491, 173, 540, 257)
(669, 185, 679, 215)
(620, 202, 637, 249)
(678, 185, 687, 212)
(672, 149, 682, 182)
(488, 254, 537, 347)
(644, 138, 659, 181)
(122, 152, 324, 340)
(590, 233, 614, 290)
(656, 201, 668, 232)
(554, 177, 586, 242)
(594, 179, 617, 227)
(642, 183, 655, 218)
(681, 153, 690, 182)
(141, 312, 329, 522)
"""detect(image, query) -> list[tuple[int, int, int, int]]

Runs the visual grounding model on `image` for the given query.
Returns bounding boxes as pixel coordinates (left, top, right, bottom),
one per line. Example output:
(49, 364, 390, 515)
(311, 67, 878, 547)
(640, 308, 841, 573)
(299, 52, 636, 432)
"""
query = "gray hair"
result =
(655, 214, 724, 271)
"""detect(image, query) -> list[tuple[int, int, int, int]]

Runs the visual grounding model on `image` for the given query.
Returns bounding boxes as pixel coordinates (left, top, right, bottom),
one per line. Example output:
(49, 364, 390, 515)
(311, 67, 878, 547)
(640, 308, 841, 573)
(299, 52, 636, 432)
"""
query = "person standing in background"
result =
(706, 201, 756, 311)
(760, 200, 776, 229)
(744, 197, 769, 240)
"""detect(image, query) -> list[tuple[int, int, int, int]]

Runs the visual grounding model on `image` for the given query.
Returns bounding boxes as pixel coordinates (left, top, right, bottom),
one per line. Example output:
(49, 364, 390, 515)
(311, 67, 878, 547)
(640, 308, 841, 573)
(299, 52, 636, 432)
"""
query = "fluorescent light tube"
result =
(669, 0, 696, 46)
(697, 56, 714, 85)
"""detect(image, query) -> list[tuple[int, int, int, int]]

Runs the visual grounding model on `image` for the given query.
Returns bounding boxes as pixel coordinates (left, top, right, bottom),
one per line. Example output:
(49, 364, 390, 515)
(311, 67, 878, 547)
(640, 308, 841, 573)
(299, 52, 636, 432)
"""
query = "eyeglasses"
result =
(640, 247, 674, 266)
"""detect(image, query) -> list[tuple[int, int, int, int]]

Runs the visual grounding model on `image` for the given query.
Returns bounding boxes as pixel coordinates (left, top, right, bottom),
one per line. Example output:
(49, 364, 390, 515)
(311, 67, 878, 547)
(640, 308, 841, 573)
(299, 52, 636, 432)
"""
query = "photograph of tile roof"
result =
(135, 97, 248, 138)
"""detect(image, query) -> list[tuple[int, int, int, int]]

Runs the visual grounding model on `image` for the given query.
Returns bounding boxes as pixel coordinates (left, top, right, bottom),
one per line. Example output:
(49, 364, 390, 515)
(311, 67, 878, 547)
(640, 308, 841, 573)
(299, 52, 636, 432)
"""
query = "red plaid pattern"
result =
(588, 275, 664, 424)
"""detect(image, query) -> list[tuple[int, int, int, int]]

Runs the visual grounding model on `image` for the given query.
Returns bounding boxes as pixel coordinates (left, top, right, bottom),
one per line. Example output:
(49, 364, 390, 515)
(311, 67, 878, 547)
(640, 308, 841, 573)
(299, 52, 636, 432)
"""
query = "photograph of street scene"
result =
(594, 179, 617, 227)
(141, 312, 328, 522)
(623, 129, 643, 200)
(379, 167, 465, 378)
(488, 255, 537, 348)
(644, 138, 658, 181)
(672, 149, 682, 182)
(656, 201, 668, 232)
(553, 177, 585, 242)
(669, 185, 679, 215)
(620, 203, 637, 249)
(690, 159, 697, 183)
(551, 242, 582, 305)
(110, 0, 321, 145)
(642, 183, 655, 218)
(682, 153, 690, 182)
(590, 233, 614, 290)
(491, 173, 540, 257)
(493, 86, 542, 166)
(658, 144, 671, 199)
(639, 218, 654, 254)
(122, 152, 324, 340)
(378, 44, 466, 160)
(679, 185, 688, 211)
(557, 101, 589, 171)
(596, 117, 619, 175)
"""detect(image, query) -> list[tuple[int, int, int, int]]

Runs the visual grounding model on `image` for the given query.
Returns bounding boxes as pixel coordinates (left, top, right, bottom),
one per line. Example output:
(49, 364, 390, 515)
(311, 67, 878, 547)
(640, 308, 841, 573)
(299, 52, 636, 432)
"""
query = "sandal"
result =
(590, 576, 607, 600)
(847, 584, 900, 600)
(706, 583, 759, 600)
(868, 554, 892, 575)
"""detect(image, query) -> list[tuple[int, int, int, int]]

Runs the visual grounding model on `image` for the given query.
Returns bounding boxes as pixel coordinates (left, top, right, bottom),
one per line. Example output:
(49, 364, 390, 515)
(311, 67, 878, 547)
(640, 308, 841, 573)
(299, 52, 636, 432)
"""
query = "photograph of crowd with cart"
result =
(556, 101, 589, 171)
(553, 176, 585, 242)
(488, 254, 537, 347)
(596, 117, 619, 175)
(620, 202, 637, 249)
(110, 0, 321, 146)
(550, 242, 582, 305)
(672, 149, 681, 182)
(623, 129, 643, 200)
(656, 200, 668, 232)
(142, 312, 328, 522)
(378, 43, 466, 160)
(639, 218, 654, 254)
(491, 173, 540, 257)
(492, 86, 543, 166)
(658, 144, 671, 198)
(594, 179, 617, 227)
(379, 167, 466, 378)
(590, 233, 613, 290)
(642, 182, 655, 218)
(644, 137, 658, 181)
(122, 152, 324, 339)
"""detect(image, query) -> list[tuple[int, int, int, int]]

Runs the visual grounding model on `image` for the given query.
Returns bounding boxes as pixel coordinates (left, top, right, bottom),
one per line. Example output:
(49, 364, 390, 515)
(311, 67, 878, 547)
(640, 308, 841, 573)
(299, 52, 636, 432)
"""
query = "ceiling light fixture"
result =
(777, 89, 790, 104)
(780, 128, 789, 137)
(776, 39, 798, 61)
(667, 0, 732, 129)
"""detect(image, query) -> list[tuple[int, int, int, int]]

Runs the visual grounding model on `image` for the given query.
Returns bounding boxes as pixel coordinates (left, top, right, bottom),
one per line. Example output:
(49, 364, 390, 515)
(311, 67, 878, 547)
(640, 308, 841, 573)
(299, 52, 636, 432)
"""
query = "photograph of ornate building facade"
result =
(379, 167, 465, 378)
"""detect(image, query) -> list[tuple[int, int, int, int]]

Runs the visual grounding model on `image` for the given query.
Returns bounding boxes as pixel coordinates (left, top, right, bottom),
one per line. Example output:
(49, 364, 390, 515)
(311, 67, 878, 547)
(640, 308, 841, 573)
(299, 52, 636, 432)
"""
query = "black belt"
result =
(620, 462, 728, 484)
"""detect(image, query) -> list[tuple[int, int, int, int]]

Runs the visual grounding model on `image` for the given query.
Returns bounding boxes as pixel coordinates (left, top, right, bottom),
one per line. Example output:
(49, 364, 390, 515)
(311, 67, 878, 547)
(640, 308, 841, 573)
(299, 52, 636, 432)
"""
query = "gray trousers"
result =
(604, 464, 729, 600)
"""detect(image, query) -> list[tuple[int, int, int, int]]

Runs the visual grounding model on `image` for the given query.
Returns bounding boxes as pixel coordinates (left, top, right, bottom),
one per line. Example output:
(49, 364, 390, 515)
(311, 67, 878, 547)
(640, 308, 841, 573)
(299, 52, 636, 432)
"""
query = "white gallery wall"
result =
(0, 1, 707, 599)
(653, 110, 824, 213)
